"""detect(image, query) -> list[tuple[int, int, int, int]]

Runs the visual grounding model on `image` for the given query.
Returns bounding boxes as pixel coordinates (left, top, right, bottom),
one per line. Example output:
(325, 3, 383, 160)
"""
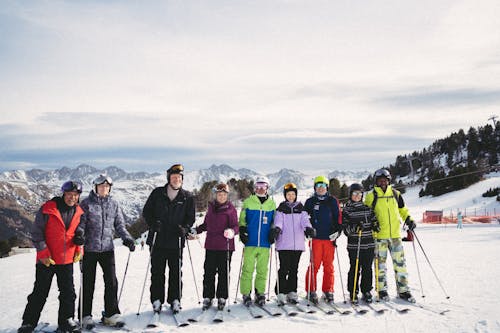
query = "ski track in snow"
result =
(1, 179, 500, 333)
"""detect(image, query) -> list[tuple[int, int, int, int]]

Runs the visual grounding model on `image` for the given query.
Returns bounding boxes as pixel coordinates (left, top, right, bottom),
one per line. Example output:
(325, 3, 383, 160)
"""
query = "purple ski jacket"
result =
(274, 201, 312, 251)
(196, 200, 239, 251)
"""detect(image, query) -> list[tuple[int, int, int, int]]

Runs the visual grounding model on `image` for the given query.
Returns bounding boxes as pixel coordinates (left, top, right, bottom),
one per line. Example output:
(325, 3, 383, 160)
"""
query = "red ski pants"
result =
(305, 239, 335, 293)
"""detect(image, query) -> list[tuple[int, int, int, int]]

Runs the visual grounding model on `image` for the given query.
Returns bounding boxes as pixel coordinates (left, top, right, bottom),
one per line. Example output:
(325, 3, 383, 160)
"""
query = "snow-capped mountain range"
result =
(0, 164, 370, 226)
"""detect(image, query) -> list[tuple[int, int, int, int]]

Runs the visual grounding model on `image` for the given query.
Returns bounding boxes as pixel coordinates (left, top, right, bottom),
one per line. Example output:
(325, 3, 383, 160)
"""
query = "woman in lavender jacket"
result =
(194, 183, 239, 310)
(273, 183, 315, 305)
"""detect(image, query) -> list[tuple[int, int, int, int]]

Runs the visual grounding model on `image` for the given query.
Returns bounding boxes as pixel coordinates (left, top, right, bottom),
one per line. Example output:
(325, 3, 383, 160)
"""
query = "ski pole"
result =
(410, 230, 425, 298)
(79, 257, 83, 329)
(186, 238, 201, 304)
(352, 228, 362, 303)
(137, 231, 157, 316)
(178, 236, 183, 309)
(335, 242, 347, 303)
(275, 244, 280, 298)
(374, 236, 380, 298)
(226, 238, 231, 312)
(307, 238, 313, 306)
(118, 251, 131, 305)
(233, 248, 244, 304)
(266, 246, 272, 301)
(412, 230, 450, 299)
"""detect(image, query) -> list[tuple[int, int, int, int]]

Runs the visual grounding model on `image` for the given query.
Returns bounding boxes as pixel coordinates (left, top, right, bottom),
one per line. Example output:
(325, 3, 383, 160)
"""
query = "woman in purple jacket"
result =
(194, 183, 239, 311)
(273, 183, 315, 305)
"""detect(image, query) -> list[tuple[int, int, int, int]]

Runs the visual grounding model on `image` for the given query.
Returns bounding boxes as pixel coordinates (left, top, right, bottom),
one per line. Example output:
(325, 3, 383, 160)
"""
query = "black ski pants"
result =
(276, 250, 302, 294)
(22, 263, 76, 327)
(80, 251, 120, 318)
(202, 250, 233, 300)
(347, 247, 375, 294)
(150, 247, 183, 305)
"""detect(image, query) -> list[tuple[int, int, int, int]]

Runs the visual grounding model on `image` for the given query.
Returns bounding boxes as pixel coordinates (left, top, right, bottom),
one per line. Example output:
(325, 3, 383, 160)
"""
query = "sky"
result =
(1, 0, 500, 174)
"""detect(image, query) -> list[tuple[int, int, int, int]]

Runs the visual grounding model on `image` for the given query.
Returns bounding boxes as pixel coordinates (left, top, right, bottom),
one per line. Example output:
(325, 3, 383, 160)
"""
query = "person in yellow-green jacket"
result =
(364, 169, 417, 303)
(239, 176, 277, 306)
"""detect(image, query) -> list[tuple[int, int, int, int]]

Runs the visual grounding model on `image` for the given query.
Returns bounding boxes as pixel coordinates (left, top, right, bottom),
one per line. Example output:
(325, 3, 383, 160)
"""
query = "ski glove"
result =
(187, 227, 199, 240)
(268, 227, 281, 244)
(73, 229, 85, 246)
(372, 220, 380, 232)
(73, 252, 82, 263)
(151, 220, 162, 232)
(224, 228, 235, 239)
(178, 225, 190, 237)
(329, 230, 341, 241)
(304, 227, 316, 238)
(404, 217, 416, 231)
(40, 257, 55, 267)
(123, 238, 136, 252)
(239, 226, 249, 245)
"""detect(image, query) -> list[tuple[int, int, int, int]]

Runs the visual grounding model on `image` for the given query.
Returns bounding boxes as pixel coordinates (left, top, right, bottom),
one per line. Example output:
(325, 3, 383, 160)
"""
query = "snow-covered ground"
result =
(1, 175, 500, 333)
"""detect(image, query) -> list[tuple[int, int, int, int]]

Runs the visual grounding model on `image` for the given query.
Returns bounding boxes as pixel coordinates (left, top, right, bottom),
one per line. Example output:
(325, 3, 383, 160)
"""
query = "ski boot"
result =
(307, 291, 319, 305)
(81, 315, 96, 330)
(362, 292, 373, 303)
(378, 290, 390, 301)
(102, 313, 125, 328)
(202, 298, 212, 310)
(287, 291, 299, 304)
(152, 299, 162, 314)
(242, 294, 252, 306)
(171, 299, 181, 313)
(398, 291, 416, 303)
(56, 318, 80, 333)
(217, 298, 226, 311)
(255, 293, 266, 306)
(323, 292, 334, 303)
(276, 293, 287, 306)
(17, 323, 35, 333)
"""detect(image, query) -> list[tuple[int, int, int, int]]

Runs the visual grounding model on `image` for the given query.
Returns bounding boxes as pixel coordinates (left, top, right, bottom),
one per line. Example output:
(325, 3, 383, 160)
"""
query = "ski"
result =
(244, 304, 264, 318)
(188, 308, 208, 323)
(34, 322, 50, 333)
(256, 304, 282, 316)
(325, 302, 352, 315)
(365, 302, 387, 314)
(292, 302, 316, 314)
(378, 301, 409, 313)
(212, 310, 224, 323)
(172, 311, 190, 327)
(304, 299, 334, 315)
(351, 303, 368, 314)
(405, 302, 450, 315)
(146, 312, 161, 328)
(277, 303, 299, 316)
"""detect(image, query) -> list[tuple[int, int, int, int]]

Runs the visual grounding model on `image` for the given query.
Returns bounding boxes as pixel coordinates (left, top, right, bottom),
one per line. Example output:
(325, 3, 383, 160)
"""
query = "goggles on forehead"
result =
(94, 174, 113, 186)
(170, 164, 184, 172)
(284, 183, 297, 190)
(315, 183, 327, 188)
(61, 181, 83, 193)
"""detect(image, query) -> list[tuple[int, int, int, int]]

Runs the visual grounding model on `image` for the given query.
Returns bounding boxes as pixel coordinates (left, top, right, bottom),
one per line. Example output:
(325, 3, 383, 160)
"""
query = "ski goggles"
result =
(61, 181, 83, 193)
(284, 183, 297, 190)
(254, 182, 268, 190)
(168, 164, 184, 173)
(315, 183, 327, 188)
(351, 191, 363, 196)
(214, 183, 229, 193)
(94, 174, 113, 186)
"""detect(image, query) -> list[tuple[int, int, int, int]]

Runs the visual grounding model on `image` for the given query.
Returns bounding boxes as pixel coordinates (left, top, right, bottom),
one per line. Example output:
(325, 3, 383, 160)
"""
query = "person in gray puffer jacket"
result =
(76, 175, 135, 329)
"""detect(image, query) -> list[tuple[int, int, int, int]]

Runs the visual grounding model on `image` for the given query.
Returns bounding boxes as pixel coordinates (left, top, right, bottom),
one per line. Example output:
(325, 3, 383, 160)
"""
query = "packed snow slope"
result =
(1, 176, 499, 333)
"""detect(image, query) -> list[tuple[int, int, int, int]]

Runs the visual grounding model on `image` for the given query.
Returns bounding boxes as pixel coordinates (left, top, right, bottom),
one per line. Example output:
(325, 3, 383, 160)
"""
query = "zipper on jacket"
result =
(291, 206, 296, 250)
(387, 196, 392, 239)
(63, 232, 67, 263)
(257, 204, 263, 247)
(100, 199, 106, 252)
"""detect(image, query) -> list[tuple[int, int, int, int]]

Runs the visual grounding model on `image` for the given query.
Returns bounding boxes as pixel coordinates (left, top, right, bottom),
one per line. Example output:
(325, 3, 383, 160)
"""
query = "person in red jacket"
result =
(18, 181, 85, 333)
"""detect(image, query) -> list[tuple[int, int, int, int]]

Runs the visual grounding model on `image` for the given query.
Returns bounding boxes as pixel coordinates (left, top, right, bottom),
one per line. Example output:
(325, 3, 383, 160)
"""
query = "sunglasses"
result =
(315, 183, 327, 188)
(284, 183, 297, 190)
(61, 181, 83, 193)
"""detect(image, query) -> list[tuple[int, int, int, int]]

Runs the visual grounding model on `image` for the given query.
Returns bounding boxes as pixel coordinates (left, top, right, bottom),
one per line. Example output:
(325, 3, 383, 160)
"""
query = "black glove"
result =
(268, 227, 281, 244)
(151, 220, 162, 232)
(343, 224, 356, 236)
(239, 226, 249, 245)
(304, 227, 316, 238)
(405, 217, 416, 231)
(73, 229, 85, 246)
(178, 225, 189, 237)
(372, 220, 380, 232)
(356, 220, 363, 231)
(123, 238, 136, 252)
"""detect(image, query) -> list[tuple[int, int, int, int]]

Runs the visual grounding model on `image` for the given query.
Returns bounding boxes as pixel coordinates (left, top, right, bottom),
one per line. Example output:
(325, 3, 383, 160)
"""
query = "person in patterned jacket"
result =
(342, 183, 379, 304)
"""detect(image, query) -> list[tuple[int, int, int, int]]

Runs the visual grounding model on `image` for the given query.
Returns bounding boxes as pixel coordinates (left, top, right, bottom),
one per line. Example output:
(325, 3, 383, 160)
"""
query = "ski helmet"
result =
(93, 174, 113, 192)
(61, 180, 83, 194)
(167, 164, 184, 182)
(255, 175, 270, 187)
(374, 168, 391, 183)
(348, 183, 364, 198)
(313, 175, 329, 189)
(283, 182, 298, 200)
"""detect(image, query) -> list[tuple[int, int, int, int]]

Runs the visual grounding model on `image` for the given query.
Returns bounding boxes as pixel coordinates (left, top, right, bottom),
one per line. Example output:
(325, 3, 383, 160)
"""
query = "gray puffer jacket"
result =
(78, 190, 133, 252)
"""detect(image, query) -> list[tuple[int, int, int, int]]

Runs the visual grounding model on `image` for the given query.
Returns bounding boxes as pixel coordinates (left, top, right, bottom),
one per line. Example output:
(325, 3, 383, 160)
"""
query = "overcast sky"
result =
(1, 0, 499, 174)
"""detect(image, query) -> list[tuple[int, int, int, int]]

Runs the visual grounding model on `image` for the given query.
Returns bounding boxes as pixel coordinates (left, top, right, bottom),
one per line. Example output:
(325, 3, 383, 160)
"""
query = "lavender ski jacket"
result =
(274, 201, 312, 251)
(196, 200, 239, 251)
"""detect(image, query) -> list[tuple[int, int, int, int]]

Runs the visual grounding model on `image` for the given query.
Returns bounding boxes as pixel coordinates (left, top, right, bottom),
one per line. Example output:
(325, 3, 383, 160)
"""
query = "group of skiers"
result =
(17, 164, 417, 333)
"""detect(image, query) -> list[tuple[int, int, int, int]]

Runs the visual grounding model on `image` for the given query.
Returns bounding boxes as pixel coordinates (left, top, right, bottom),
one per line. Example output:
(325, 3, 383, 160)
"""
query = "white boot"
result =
(102, 313, 125, 327)
(81, 315, 95, 329)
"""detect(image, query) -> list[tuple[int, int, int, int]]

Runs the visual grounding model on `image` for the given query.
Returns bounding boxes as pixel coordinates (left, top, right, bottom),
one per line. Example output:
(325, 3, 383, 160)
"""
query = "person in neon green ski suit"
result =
(239, 176, 277, 306)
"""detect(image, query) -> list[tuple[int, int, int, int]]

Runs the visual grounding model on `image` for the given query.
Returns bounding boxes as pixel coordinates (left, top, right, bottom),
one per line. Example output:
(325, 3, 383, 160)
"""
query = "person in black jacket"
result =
(342, 183, 379, 304)
(142, 164, 195, 314)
